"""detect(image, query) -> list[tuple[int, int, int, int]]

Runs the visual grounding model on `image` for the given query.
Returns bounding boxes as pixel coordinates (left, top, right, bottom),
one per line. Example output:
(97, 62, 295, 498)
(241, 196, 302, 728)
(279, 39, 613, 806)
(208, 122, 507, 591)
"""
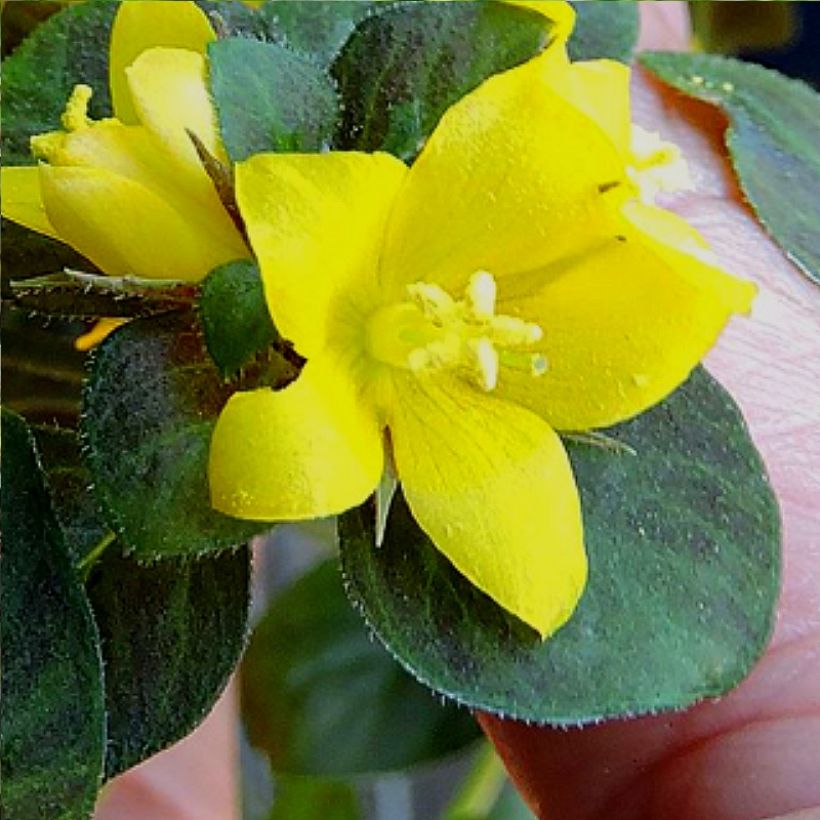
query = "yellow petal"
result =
(506, 0, 575, 41)
(209, 357, 384, 521)
(109, 0, 215, 124)
(380, 48, 625, 295)
(236, 151, 408, 358)
(624, 200, 754, 313)
(564, 60, 632, 156)
(389, 374, 586, 638)
(75, 318, 128, 352)
(495, 208, 756, 431)
(0, 165, 59, 240)
(40, 119, 247, 264)
(126, 47, 226, 172)
(39, 165, 239, 280)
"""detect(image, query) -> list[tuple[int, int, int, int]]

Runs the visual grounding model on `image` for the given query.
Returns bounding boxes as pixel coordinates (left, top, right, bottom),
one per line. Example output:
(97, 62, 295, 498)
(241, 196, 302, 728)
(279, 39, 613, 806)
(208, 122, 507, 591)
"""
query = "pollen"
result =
(367, 271, 547, 392)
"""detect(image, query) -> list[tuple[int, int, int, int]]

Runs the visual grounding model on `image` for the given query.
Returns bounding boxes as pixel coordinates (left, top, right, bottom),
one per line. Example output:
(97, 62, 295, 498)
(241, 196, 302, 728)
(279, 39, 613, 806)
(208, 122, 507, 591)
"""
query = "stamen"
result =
(368, 271, 547, 391)
(466, 270, 496, 319)
(489, 314, 543, 347)
(407, 282, 456, 323)
(467, 337, 499, 391)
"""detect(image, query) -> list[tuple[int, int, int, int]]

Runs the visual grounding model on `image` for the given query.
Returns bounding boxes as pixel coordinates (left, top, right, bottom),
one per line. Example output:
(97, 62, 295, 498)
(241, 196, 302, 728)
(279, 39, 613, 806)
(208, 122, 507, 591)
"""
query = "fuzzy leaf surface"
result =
(0, 410, 105, 819)
(82, 311, 277, 558)
(340, 369, 780, 723)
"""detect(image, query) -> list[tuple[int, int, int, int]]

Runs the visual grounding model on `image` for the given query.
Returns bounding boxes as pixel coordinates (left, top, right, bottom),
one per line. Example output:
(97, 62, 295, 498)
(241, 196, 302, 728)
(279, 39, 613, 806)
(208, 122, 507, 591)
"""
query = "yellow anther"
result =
(467, 337, 499, 391)
(466, 270, 496, 319)
(628, 124, 694, 203)
(62, 84, 94, 132)
(406, 281, 456, 324)
(489, 314, 543, 347)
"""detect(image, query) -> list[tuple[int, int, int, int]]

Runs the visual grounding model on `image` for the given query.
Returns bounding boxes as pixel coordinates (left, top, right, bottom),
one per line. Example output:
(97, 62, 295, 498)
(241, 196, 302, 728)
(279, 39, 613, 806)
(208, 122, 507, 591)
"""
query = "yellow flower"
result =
(208, 21, 756, 638)
(1, 1, 247, 281)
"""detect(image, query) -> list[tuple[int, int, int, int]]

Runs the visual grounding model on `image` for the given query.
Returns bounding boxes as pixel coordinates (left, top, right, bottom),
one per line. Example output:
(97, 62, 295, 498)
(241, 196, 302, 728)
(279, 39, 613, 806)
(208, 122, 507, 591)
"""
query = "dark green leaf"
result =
(1, 218, 98, 286)
(640, 51, 820, 286)
(1, 0, 116, 165)
(330, 1, 555, 161)
(87, 546, 251, 778)
(1, 306, 86, 427)
(10, 271, 198, 319)
(199, 261, 279, 377)
(242, 560, 480, 775)
(29, 422, 250, 779)
(82, 311, 279, 558)
(199, 1, 379, 67)
(257, 1, 380, 66)
(32, 424, 109, 564)
(567, 1, 639, 63)
(208, 37, 338, 162)
(1, 409, 105, 819)
(340, 369, 780, 724)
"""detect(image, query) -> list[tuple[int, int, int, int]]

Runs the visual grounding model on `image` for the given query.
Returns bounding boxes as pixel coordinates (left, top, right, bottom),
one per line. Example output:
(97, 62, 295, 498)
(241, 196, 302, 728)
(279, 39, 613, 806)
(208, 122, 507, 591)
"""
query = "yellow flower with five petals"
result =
(209, 9, 756, 638)
(1, 1, 247, 281)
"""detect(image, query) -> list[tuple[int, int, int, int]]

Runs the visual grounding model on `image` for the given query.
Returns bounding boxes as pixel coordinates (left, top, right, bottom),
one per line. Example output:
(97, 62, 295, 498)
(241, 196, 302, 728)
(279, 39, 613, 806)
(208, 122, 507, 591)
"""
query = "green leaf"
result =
(567, 0, 639, 63)
(640, 51, 820, 286)
(241, 560, 481, 776)
(330, 1, 555, 161)
(32, 424, 109, 564)
(208, 37, 338, 162)
(29, 422, 251, 779)
(199, 1, 378, 68)
(339, 369, 780, 724)
(87, 545, 251, 778)
(199, 260, 279, 377)
(1, 0, 116, 165)
(10, 271, 198, 319)
(1, 409, 105, 819)
(82, 311, 278, 558)
(257, 1, 379, 67)
(1, 218, 98, 285)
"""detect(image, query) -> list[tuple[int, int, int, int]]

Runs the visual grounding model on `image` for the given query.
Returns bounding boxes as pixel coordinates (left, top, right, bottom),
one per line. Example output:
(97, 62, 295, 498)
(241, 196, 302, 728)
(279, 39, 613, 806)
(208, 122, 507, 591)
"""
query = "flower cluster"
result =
(1, 0, 755, 637)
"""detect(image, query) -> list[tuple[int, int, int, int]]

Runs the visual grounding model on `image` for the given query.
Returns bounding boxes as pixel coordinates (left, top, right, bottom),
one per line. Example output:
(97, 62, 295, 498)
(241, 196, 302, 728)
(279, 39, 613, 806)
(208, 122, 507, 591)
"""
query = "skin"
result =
(481, 6, 820, 820)
(94, 5, 820, 819)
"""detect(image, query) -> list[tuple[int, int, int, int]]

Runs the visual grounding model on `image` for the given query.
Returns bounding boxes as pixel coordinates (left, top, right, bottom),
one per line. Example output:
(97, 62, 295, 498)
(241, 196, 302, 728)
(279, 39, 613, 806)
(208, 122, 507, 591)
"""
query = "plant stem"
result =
(76, 530, 117, 580)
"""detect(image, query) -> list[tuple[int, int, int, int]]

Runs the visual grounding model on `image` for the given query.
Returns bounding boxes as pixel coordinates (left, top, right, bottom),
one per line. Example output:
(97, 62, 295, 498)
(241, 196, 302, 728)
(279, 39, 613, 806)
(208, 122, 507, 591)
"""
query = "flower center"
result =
(366, 271, 546, 392)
